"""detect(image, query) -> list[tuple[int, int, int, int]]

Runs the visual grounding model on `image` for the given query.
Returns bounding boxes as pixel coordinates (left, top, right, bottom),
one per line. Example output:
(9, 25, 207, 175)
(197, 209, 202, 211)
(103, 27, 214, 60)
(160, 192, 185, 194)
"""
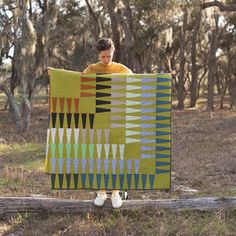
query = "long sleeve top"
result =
(83, 61, 132, 74)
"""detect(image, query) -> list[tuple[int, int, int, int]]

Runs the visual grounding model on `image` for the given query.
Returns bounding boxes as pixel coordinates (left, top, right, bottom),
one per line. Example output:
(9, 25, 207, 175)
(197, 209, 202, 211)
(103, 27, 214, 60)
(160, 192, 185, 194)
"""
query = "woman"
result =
(83, 38, 132, 208)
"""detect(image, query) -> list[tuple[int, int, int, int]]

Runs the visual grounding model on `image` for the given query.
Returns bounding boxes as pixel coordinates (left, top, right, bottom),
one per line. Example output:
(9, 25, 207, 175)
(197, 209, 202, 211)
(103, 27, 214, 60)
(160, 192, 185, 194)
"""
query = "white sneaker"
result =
(111, 191, 122, 208)
(94, 191, 108, 207)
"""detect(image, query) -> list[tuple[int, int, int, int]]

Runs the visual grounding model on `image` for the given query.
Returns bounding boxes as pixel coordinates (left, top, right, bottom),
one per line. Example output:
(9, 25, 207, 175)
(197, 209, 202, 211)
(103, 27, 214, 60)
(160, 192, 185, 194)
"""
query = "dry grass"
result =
(1, 210, 236, 235)
(0, 99, 236, 235)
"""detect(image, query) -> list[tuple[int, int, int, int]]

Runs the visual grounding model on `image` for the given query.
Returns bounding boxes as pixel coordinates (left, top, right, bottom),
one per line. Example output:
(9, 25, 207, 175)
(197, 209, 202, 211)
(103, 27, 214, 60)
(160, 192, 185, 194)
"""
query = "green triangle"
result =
(73, 144, 79, 158)
(81, 144, 87, 158)
(89, 144, 94, 159)
(50, 144, 56, 158)
(58, 144, 64, 158)
(66, 144, 71, 158)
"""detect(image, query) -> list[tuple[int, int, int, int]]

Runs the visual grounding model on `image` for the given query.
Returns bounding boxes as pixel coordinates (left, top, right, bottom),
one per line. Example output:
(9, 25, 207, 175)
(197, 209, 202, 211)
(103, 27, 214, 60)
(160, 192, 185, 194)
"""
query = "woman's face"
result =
(99, 49, 114, 65)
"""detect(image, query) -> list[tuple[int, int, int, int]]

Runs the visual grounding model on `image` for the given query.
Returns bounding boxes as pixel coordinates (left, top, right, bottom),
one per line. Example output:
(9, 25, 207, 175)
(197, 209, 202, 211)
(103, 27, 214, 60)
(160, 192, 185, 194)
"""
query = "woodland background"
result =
(0, 0, 236, 132)
(1, 1, 236, 235)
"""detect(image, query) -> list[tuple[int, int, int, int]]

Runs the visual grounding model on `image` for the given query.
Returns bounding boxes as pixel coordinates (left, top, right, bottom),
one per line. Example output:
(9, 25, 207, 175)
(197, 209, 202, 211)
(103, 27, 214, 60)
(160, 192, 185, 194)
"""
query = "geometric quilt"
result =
(44, 68, 171, 190)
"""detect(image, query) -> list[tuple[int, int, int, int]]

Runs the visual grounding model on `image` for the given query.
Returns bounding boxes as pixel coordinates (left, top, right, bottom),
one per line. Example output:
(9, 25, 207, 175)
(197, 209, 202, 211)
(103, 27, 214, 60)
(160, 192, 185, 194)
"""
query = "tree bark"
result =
(177, 7, 187, 109)
(190, 9, 201, 108)
(105, 0, 121, 62)
(9, 1, 37, 131)
(122, 0, 134, 35)
(200, 0, 236, 110)
(226, 47, 236, 109)
(0, 82, 22, 131)
(5, 0, 57, 132)
(35, 0, 58, 81)
(1, 197, 236, 214)
(116, 0, 134, 68)
(207, 14, 219, 111)
(85, 0, 102, 39)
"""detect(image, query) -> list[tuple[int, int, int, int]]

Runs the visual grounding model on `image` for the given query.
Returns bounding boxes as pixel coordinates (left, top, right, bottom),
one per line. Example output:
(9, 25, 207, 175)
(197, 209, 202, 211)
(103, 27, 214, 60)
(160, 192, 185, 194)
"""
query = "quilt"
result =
(44, 68, 172, 190)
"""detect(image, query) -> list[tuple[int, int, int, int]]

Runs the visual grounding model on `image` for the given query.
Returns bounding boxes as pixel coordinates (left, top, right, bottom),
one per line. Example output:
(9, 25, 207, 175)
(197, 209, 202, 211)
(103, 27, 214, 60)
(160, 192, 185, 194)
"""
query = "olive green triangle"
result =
(58, 144, 64, 158)
(73, 144, 79, 158)
(66, 144, 71, 158)
(81, 144, 87, 158)
(89, 144, 94, 159)
(50, 144, 56, 158)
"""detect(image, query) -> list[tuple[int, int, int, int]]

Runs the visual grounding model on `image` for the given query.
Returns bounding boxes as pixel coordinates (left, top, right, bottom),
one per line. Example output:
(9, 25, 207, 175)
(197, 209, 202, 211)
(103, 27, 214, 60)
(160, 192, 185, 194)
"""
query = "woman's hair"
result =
(96, 38, 115, 52)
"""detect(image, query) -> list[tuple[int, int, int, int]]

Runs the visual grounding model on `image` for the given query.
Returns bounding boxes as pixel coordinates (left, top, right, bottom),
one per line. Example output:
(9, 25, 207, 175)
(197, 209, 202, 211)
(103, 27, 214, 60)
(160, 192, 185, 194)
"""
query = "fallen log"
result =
(1, 196, 236, 214)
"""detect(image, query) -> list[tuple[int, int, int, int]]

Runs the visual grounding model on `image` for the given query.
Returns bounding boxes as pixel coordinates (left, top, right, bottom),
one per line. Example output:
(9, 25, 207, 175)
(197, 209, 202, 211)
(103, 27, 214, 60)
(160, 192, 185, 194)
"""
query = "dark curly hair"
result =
(96, 38, 115, 52)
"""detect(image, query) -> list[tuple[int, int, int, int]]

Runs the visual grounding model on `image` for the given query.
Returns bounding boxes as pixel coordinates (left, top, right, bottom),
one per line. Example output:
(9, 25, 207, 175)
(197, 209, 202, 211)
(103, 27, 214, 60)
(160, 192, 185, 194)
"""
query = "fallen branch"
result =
(1, 197, 236, 214)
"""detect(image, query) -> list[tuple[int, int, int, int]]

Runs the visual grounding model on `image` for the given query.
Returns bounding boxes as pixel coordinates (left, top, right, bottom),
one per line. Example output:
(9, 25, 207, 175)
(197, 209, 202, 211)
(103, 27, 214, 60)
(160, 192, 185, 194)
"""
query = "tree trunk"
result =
(105, 0, 121, 62)
(120, 0, 135, 68)
(34, 0, 57, 85)
(207, 14, 219, 111)
(219, 63, 227, 109)
(0, 83, 22, 131)
(5, 0, 57, 132)
(226, 47, 236, 109)
(1, 197, 236, 214)
(9, 1, 37, 131)
(177, 7, 187, 109)
(85, 0, 102, 39)
(115, 0, 134, 68)
(190, 9, 201, 108)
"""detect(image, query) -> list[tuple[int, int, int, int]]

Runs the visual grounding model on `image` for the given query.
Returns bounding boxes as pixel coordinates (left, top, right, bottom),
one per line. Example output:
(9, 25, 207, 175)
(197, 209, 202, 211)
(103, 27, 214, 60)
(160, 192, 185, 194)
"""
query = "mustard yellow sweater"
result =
(83, 61, 132, 74)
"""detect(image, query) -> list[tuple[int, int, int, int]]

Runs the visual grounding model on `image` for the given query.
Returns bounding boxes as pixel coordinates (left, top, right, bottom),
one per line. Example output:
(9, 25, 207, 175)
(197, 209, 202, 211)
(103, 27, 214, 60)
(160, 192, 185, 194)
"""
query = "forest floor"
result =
(0, 96, 236, 235)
